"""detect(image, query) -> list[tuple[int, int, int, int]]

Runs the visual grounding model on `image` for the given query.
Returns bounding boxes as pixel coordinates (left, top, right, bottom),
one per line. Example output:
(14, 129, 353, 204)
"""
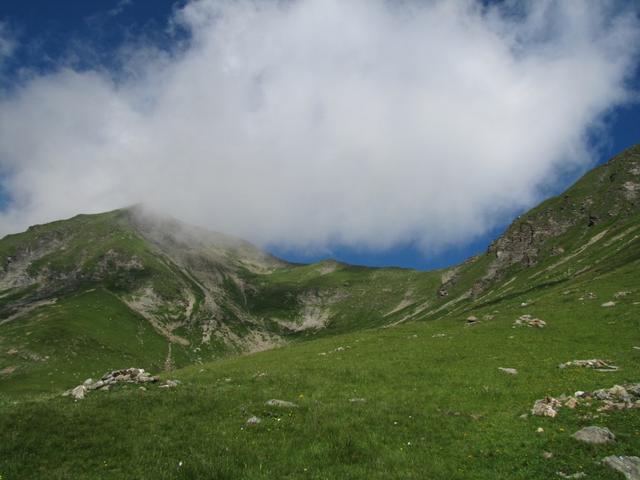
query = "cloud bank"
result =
(0, 0, 639, 252)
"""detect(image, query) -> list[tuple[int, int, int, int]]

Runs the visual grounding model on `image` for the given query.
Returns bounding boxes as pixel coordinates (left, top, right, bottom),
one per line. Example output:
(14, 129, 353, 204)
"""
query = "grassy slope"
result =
(1, 253, 638, 479)
(0, 289, 172, 396)
(0, 146, 639, 478)
(245, 262, 441, 336)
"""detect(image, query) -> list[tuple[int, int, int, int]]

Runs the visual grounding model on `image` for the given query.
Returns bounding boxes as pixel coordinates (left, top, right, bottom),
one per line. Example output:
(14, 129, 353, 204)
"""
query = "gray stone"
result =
(602, 456, 640, 480)
(498, 367, 518, 375)
(572, 426, 615, 444)
(265, 399, 298, 408)
(601, 301, 616, 308)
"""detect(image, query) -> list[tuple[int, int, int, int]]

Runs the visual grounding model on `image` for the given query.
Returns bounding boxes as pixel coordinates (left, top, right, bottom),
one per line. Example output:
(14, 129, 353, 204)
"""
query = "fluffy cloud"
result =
(0, 0, 638, 252)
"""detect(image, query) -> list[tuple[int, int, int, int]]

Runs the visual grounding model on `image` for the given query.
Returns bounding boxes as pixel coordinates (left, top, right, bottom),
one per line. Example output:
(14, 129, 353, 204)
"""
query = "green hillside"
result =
(0, 145, 639, 479)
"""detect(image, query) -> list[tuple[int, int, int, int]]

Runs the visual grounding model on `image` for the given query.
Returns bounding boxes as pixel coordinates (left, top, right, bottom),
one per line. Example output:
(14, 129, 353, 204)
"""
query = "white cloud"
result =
(0, 0, 638, 253)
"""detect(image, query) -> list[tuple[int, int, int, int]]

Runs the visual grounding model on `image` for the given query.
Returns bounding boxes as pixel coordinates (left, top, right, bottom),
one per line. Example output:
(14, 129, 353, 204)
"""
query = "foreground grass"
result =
(1, 266, 639, 479)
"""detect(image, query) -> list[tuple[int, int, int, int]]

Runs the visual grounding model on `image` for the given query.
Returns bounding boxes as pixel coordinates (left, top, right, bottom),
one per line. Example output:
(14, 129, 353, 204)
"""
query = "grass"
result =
(1, 260, 638, 479)
(0, 146, 639, 478)
(0, 289, 171, 396)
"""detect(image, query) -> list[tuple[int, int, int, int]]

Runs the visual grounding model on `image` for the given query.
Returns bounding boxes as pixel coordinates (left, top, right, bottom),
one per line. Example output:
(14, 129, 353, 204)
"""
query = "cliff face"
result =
(471, 145, 640, 294)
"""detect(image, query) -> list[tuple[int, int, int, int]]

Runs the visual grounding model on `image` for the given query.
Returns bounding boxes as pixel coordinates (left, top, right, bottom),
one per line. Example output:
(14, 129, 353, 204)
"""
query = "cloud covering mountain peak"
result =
(0, 0, 638, 252)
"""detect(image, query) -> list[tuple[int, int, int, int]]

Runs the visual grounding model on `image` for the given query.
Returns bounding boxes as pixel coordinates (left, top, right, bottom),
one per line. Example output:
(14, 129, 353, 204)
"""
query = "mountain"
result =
(0, 205, 443, 394)
(1, 145, 639, 479)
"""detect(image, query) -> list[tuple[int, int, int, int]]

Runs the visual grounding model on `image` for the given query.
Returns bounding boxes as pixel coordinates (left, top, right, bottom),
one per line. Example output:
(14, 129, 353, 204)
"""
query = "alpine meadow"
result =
(1, 1, 640, 479)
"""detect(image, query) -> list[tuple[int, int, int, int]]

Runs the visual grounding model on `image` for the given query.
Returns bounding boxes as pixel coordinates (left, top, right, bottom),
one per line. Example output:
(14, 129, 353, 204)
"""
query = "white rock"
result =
(265, 399, 298, 408)
(71, 385, 87, 400)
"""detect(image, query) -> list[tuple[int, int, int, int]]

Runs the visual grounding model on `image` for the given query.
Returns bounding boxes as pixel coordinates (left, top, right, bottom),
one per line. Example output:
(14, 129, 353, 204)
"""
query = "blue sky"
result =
(0, 0, 639, 270)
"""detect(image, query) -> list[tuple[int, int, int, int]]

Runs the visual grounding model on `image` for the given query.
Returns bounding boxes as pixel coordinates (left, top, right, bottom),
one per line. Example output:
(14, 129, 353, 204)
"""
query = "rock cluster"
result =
(63, 368, 159, 400)
(586, 384, 640, 412)
(531, 383, 640, 417)
(558, 359, 618, 371)
(514, 314, 546, 328)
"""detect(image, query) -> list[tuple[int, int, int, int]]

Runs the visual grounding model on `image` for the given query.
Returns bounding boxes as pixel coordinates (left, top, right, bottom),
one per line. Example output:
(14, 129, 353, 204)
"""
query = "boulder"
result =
(572, 426, 615, 444)
(602, 301, 616, 307)
(498, 367, 518, 375)
(602, 456, 640, 480)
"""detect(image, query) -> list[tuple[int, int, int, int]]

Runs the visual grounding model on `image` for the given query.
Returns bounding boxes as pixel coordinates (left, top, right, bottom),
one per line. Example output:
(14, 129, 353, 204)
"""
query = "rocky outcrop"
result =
(531, 383, 640, 418)
(63, 368, 159, 399)
(469, 145, 640, 296)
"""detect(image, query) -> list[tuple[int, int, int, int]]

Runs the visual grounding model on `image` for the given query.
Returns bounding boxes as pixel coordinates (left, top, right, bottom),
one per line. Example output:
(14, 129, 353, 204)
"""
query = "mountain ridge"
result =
(0, 144, 639, 396)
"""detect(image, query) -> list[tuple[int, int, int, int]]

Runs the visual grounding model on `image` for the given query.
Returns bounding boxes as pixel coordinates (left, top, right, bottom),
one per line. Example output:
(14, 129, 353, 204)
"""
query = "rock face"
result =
(64, 368, 159, 399)
(572, 426, 615, 444)
(602, 456, 640, 480)
(467, 144, 640, 296)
